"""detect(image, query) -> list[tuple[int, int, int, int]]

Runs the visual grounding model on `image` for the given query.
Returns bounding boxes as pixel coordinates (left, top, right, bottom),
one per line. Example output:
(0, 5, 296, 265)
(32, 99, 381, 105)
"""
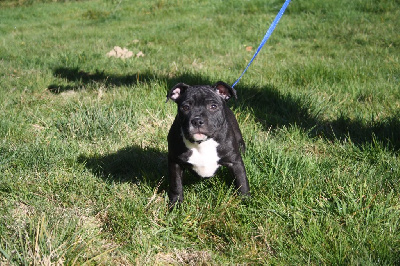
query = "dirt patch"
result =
(106, 46, 144, 59)
(11, 201, 35, 229)
(154, 249, 212, 265)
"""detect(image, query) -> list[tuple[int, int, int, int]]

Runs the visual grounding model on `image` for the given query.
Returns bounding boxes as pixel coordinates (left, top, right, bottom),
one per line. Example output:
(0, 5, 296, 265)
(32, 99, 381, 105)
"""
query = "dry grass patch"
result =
(154, 249, 213, 265)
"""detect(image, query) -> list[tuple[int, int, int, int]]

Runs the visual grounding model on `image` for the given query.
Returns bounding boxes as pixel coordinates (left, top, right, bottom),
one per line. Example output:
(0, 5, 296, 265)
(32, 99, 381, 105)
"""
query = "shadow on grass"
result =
(238, 84, 400, 150)
(48, 67, 213, 93)
(50, 67, 400, 151)
(77, 145, 168, 189)
(317, 114, 400, 150)
(48, 67, 144, 93)
(77, 145, 215, 190)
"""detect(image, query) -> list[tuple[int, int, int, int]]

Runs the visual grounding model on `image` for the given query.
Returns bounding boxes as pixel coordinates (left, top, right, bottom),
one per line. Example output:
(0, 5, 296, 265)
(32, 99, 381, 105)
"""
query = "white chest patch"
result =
(183, 137, 220, 178)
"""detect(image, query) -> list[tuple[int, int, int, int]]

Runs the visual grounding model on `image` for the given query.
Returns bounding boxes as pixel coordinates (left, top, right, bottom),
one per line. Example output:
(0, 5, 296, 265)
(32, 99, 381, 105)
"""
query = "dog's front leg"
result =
(228, 160, 250, 196)
(168, 160, 184, 208)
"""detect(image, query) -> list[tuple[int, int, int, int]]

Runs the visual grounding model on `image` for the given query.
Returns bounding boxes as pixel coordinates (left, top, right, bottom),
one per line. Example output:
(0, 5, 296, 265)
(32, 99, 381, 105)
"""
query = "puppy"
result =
(166, 81, 250, 206)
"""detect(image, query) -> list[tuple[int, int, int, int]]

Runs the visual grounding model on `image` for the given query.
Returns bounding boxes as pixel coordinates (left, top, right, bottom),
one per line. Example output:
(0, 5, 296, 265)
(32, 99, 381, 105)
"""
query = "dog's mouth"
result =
(192, 132, 208, 142)
(184, 128, 209, 143)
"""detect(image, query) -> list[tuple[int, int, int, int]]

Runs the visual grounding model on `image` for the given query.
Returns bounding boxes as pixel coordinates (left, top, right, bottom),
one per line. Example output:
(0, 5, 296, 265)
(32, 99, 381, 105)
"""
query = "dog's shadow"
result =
(77, 145, 168, 189)
(77, 145, 223, 191)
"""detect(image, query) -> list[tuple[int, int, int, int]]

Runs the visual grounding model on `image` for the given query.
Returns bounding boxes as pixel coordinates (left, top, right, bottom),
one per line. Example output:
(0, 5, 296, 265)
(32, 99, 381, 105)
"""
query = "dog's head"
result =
(167, 81, 237, 143)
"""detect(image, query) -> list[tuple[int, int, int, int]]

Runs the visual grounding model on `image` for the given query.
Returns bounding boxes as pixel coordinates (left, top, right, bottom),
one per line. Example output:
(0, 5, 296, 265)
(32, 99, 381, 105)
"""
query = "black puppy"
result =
(166, 81, 250, 206)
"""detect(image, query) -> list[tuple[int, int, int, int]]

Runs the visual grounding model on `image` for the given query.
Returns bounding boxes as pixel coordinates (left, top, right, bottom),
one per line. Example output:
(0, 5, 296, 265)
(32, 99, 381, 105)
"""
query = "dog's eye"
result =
(209, 104, 218, 110)
(182, 105, 190, 111)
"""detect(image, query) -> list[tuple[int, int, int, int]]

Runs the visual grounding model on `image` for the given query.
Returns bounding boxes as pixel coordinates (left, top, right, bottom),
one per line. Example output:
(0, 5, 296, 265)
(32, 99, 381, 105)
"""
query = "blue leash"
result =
(232, 0, 291, 88)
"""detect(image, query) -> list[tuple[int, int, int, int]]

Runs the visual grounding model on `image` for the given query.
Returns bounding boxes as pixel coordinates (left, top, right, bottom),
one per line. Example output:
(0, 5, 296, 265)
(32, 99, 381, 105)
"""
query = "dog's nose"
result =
(191, 117, 204, 128)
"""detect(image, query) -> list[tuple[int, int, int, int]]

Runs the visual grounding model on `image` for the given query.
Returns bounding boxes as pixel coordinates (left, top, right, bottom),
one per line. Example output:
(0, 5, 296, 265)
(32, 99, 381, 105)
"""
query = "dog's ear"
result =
(166, 83, 189, 102)
(213, 81, 237, 101)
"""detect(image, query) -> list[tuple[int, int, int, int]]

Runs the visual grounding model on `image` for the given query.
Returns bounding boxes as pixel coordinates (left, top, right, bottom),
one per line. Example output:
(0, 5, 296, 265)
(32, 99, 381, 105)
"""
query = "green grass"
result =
(1, 0, 399, 264)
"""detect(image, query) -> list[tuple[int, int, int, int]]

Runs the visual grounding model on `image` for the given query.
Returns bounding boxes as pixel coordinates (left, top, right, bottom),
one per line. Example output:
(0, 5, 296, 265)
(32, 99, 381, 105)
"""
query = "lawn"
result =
(0, 0, 399, 264)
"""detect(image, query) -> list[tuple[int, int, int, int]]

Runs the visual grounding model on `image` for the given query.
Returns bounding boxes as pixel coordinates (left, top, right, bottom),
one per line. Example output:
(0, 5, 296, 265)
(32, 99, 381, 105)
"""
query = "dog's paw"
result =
(239, 192, 252, 206)
(168, 194, 183, 210)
